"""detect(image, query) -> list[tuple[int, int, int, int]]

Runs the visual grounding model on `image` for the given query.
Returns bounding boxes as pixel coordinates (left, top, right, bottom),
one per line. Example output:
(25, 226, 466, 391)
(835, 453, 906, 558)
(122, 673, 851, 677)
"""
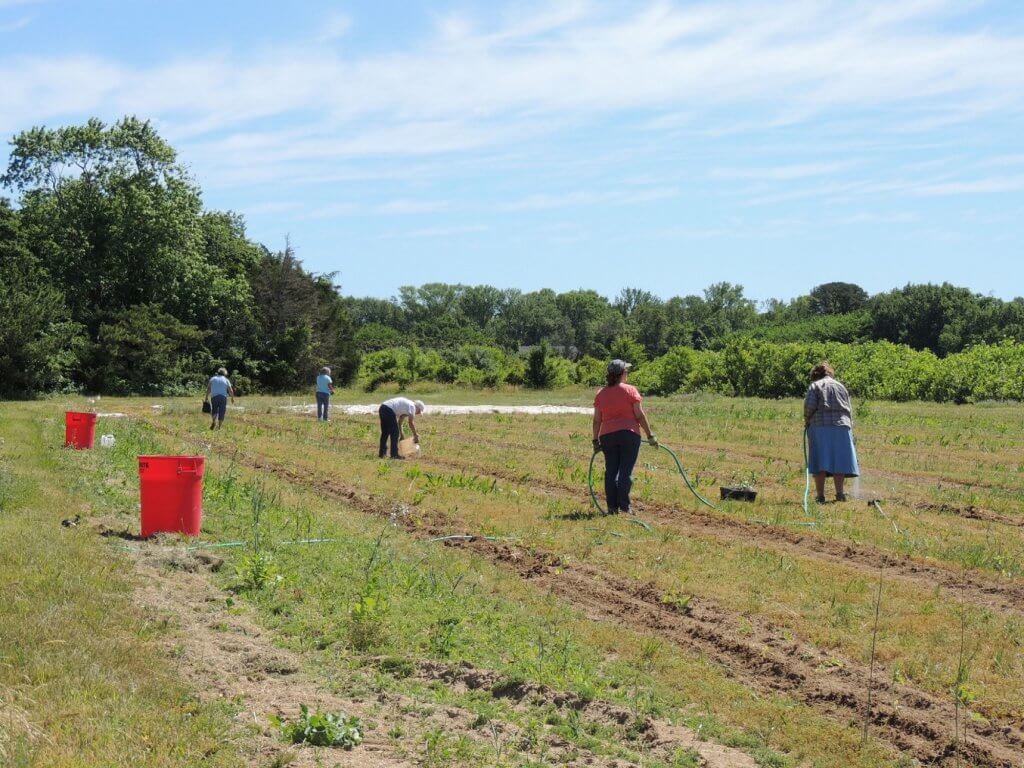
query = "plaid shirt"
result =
(804, 376, 853, 428)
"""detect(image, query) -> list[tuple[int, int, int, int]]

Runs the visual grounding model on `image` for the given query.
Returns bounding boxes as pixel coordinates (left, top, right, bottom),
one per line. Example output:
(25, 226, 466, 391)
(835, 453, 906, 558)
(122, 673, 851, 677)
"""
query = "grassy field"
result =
(3, 388, 1023, 767)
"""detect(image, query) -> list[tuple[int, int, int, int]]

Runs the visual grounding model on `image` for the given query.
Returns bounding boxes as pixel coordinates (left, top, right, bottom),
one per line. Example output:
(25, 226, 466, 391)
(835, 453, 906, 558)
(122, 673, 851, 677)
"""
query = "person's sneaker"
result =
(209, 423, 215, 431)
(815, 496, 827, 504)
(836, 493, 849, 502)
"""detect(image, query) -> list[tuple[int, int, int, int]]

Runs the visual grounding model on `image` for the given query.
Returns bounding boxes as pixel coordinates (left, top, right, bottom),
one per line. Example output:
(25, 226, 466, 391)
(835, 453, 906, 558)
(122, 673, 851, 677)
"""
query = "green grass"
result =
(9, 391, 1024, 766)
(84, 413, 897, 767)
(0, 408, 242, 768)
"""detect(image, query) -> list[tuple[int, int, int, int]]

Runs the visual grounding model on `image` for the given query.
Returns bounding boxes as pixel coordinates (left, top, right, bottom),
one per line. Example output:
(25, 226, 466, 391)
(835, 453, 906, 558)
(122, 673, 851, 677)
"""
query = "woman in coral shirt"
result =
(592, 359, 658, 514)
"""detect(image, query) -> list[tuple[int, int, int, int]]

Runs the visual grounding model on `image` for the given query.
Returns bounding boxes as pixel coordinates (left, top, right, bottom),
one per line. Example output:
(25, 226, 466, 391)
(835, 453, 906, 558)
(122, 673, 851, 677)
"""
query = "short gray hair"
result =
(217, 367, 228, 376)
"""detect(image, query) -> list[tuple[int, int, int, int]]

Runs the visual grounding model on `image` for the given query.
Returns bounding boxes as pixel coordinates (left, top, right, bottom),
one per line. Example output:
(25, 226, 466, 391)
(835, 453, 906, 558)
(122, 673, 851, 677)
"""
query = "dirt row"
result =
(152, 417, 1023, 768)
(385, 439, 1024, 618)
(238, 412, 1024, 528)
(113, 424, 764, 768)
(228, 415, 1024, 618)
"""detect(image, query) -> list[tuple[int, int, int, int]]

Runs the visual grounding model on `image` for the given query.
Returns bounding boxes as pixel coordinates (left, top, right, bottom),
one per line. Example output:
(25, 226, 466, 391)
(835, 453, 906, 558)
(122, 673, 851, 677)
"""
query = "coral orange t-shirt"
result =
(594, 383, 642, 436)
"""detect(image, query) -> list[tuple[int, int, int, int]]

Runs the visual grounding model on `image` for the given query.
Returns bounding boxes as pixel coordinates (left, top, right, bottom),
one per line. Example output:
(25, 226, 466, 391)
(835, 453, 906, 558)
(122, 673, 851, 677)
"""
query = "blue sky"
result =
(2, 0, 1023, 303)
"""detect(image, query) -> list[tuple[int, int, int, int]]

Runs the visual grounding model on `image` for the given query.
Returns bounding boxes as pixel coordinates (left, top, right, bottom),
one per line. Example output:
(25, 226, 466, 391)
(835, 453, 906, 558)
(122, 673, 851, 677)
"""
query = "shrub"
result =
(275, 705, 362, 749)
(523, 342, 574, 389)
(573, 355, 606, 387)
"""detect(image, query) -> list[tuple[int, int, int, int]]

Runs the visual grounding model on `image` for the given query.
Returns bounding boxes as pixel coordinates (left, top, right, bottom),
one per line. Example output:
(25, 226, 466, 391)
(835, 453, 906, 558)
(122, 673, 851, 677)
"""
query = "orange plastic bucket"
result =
(138, 456, 205, 537)
(65, 411, 98, 449)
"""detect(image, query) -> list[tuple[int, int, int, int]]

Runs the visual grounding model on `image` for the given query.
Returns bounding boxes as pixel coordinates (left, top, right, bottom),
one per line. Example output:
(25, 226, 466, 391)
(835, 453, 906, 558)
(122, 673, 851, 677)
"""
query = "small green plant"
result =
(273, 704, 362, 748)
(348, 593, 388, 651)
(235, 550, 280, 591)
(379, 656, 414, 678)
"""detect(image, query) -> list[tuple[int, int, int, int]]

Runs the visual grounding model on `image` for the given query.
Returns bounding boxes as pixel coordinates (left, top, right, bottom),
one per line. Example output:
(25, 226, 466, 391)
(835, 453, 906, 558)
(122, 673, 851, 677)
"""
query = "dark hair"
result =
(810, 361, 835, 382)
(606, 370, 623, 387)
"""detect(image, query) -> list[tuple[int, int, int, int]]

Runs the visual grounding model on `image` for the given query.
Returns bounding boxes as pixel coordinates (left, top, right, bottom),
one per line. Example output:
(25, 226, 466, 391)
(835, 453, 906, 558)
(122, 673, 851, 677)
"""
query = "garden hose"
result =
(587, 441, 718, 517)
(803, 427, 811, 516)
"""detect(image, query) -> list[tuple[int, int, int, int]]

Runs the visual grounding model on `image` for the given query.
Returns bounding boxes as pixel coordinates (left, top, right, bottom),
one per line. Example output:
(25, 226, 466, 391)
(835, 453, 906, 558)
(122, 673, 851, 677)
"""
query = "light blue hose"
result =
(803, 427, 812, 515)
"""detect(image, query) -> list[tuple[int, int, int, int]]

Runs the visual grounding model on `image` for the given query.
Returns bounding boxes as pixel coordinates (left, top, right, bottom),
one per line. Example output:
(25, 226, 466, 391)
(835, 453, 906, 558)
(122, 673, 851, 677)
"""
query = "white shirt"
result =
(382, 397, 416, 417)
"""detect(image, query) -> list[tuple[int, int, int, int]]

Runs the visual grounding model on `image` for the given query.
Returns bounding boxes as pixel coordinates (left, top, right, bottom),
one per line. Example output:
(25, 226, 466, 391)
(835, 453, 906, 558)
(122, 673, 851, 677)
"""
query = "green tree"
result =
(808, 282, 868, 315)
(0, 201, 84, 396)
(95, 304, 210, 395)
(249, 246, 359, 389)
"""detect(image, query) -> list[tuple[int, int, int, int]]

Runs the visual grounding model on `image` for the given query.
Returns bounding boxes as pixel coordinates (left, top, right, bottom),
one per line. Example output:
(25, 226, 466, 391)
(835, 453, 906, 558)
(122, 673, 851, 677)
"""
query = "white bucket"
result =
(100, 434, 116, 448)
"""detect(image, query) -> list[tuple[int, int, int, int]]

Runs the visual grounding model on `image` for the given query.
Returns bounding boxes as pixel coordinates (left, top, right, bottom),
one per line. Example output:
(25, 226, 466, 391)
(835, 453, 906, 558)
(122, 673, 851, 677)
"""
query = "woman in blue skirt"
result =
(804, 361, 859, 503)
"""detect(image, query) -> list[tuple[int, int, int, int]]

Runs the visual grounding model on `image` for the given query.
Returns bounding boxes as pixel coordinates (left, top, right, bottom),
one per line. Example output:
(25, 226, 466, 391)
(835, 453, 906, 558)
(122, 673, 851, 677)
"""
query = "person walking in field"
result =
(206, 367, 235, 430)
(592, 359, 657, 514)
(804, 361, 859, 503)
(316, 366, 334, 422)
(378, 396, 424, 459)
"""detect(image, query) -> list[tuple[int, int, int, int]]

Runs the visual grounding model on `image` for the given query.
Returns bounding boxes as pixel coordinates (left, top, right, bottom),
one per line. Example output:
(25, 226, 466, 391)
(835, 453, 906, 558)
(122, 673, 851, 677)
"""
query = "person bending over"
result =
(378, 396, 424, 459)
(804, 361, 860, 503)
(206, 367, 235, 430)
(592, 360, 657, 514)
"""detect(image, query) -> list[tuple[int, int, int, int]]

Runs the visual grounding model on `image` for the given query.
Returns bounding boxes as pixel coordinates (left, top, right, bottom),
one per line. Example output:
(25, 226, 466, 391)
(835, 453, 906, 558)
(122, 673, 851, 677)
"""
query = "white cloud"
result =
(380, 224, 488, 239)
(913, 176, 1024, 196)
(3, 2, 1024, 145)
(709, 162, 853, 181)
(499, 186, 678, 211)
(0, 15, 30, 31)
(317, 11, 352, 43)
(376, 199, 449, 214)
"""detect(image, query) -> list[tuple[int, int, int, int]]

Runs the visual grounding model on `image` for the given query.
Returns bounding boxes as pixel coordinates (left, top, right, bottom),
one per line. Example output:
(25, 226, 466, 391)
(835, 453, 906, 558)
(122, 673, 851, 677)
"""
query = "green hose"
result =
(588, 442, 718, 516)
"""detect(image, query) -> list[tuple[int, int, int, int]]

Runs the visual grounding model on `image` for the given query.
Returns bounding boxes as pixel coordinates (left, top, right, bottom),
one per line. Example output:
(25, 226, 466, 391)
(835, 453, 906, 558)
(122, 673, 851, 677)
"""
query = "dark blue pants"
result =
(316, 391, 330, 420)
(600, 430, 642, 513)
(210, 395, 228, 422)
(378, 405, 400, 458)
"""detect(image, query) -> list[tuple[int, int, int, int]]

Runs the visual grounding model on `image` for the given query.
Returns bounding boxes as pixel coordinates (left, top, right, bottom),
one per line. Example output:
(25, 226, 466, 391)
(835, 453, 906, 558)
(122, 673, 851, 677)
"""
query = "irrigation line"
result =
(870, 500, 903, 536)
(803, 427, 812, 515)
(424, 534, 500, 544)
(587, 441, 717, 521)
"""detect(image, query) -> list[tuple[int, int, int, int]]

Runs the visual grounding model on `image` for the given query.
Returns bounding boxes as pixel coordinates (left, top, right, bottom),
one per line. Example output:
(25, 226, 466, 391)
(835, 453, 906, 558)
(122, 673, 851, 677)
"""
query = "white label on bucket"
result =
(100, 434, 115, 448)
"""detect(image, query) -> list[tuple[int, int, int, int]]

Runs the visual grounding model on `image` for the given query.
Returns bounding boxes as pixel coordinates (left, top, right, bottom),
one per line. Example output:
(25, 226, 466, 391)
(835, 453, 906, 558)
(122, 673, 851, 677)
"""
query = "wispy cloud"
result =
(379, 224, 489, 239)
(0, 15, 30, 31)
(3, 1, 1024, 155)
(709, 162, 853, 181)
(913, 176, 1024, 196)
(303, 198, 450, 220)
(499, 186, 677, 212)
(316, 11, 352, 43)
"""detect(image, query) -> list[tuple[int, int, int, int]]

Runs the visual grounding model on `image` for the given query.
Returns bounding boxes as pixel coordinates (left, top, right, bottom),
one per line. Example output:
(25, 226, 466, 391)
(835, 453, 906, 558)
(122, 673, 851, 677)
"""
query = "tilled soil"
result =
(413, 447, 1024, 617)
(115, 532, 762, 768)
(144, 417, 1024, 767)
(112, 422, 763, 768)
(244, 451, 1024, 767)
(228, 414, 1024, 615)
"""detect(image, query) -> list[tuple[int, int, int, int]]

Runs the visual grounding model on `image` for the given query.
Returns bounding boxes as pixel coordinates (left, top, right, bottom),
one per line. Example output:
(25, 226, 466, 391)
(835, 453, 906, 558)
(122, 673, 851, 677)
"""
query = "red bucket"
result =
(65, 411, 98, 449)
(138, 456, 205, 537)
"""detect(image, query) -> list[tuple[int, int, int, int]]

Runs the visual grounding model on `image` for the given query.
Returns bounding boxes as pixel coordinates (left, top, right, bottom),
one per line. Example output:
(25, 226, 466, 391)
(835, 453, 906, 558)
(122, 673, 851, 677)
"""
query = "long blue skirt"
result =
(807, 426, 860, 477)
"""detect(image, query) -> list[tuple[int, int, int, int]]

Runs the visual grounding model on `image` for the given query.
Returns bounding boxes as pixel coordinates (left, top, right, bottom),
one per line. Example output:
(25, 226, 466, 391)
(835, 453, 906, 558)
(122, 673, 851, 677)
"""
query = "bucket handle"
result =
(177, 459, 202, 476)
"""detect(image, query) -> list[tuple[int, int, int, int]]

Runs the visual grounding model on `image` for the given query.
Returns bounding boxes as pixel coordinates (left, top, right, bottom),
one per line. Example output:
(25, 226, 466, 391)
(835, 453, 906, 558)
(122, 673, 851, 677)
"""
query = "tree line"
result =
(1, 118, 357, 397)
(347, 280, 1024, 361)
(2, 117, 1022, 400)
